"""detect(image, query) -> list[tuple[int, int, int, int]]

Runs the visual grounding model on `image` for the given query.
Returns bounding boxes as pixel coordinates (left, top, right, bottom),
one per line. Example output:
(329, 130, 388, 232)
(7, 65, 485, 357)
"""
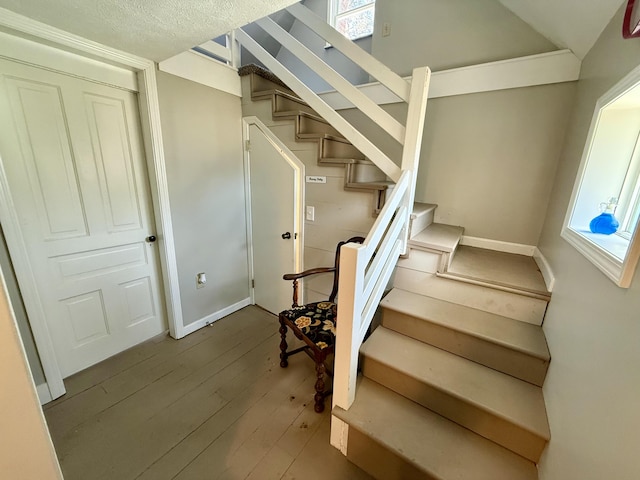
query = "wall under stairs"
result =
(240, 69, 391, 303)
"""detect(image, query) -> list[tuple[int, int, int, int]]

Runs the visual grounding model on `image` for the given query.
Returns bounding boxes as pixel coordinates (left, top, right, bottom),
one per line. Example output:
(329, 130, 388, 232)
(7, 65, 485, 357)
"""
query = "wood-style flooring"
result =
(43, 306, 372, 480)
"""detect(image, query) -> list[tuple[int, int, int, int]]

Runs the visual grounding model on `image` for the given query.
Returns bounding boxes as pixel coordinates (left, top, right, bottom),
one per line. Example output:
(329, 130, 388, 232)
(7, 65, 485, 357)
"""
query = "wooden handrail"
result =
(286, 3, 410, 102)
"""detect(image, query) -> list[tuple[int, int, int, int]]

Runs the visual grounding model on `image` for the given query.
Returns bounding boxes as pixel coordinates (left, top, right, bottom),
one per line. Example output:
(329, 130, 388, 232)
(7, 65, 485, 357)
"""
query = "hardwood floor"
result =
(43, 306, 372, 480)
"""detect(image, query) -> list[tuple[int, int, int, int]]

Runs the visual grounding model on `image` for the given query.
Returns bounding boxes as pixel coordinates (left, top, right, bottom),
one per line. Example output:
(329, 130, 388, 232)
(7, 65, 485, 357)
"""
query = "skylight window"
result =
(329, 0, 375, 41)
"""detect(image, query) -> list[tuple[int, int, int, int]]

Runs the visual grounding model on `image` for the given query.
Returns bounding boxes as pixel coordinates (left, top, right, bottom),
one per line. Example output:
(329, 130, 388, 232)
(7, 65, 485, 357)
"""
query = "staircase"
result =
(210, 3, 552, 478)
(238, 64, 393, 214)
(333, 202, 552, 479)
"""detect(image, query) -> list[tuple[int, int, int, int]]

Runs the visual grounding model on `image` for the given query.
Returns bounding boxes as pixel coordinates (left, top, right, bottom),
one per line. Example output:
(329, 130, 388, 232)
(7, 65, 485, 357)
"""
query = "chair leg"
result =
(278, 317, 289, 368)
(314, 359, 326, 413)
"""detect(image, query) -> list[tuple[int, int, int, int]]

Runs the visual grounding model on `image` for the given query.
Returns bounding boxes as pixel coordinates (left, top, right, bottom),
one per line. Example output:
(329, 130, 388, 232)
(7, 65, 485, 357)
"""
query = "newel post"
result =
(332, 242, 364, 411)
(400, 66, 431, 253)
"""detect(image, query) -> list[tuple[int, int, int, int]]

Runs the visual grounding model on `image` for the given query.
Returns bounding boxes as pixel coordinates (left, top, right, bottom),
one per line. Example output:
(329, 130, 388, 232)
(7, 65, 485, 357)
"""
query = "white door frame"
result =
(0, 8, 185, 400)
(242, 117, 305, 305)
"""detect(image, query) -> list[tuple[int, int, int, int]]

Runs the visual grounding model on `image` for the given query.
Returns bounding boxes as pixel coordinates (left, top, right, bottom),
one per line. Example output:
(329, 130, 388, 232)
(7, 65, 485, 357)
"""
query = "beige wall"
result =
(157, 72, 250, 329)
(0, 273, 62, 479)
(340, 81, 575, 245)
(371, 0, 558, 77)
(416, 84, 576, 244)
(537, 5, 640, 480)
(317, 0, 576, 246)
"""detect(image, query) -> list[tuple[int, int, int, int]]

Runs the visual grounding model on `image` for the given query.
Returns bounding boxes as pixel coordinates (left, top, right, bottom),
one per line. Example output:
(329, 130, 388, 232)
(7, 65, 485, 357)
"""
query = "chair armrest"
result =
(283, 267, 335, 281)
(282, 267, 336, 308)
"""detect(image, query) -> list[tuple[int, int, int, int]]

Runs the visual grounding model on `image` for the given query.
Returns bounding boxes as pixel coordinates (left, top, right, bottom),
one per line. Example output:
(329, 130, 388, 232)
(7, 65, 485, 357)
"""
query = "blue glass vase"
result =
(589, 212, 619, 235)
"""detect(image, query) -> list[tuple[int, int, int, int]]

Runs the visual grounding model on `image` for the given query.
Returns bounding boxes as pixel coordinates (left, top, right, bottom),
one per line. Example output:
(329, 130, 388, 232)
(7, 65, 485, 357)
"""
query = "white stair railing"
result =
(227, 1, 430, 430)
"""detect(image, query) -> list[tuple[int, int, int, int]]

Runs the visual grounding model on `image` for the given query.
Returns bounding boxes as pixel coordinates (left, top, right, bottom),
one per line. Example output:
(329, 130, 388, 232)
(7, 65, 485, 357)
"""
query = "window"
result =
(329, 0, 375, 41)
(562, 65, 640, 288)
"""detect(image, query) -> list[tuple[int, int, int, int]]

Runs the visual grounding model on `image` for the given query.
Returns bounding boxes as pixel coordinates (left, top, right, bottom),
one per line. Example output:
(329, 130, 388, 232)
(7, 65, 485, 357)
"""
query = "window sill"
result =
(561, 226, 629, 286)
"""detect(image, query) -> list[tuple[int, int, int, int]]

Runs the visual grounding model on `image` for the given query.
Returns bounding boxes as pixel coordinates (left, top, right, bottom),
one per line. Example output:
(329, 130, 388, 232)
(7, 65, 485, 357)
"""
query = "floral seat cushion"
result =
(280, 301, 337, 350)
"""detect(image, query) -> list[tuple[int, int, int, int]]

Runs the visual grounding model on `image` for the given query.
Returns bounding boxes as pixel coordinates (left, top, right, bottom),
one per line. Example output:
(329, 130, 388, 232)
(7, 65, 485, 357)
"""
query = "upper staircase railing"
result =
(213, 0, 430, 424)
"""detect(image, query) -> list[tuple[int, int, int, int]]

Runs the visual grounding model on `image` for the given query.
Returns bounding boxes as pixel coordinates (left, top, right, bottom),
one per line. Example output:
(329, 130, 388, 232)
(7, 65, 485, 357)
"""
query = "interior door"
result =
(248, 123, 302, 315)
(0, 58, 166, 377)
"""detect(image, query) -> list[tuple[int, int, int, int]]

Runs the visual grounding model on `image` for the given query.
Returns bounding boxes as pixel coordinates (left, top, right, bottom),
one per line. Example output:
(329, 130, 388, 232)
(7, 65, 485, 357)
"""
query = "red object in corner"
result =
(623, 0, 640, 38)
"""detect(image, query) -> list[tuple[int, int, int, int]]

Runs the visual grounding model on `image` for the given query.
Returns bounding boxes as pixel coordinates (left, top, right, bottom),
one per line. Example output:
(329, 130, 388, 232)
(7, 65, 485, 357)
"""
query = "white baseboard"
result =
(36, 382, 52, 405)
(533, 247, 555, 292)
(460, 236, 536, 256)
(180, 297, 251, 337)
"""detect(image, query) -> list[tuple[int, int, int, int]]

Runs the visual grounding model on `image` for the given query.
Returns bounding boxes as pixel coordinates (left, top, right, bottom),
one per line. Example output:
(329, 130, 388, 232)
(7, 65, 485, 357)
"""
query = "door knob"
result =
(146, 235, 157, 243)
(281, 232, 291, 240)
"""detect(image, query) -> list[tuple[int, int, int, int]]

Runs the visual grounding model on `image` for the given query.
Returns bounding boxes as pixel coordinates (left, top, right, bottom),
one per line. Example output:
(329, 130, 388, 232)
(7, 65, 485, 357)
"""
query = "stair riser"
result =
(362, 357, 547, 462)
(410, 209, 435, 239)
(320, 138, 365, 162)
(381, 309, 549, 386)
(273, 94, 316, 117)
(297, 115, 342, 139)
(393, 268, 547, 325)
(346, 426, 433, 480)
(248, 72, 292, 95)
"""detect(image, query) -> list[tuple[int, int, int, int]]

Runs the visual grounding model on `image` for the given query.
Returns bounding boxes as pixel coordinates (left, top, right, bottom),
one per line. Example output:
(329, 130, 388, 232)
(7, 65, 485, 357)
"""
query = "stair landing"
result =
(443, 246, 549, 298)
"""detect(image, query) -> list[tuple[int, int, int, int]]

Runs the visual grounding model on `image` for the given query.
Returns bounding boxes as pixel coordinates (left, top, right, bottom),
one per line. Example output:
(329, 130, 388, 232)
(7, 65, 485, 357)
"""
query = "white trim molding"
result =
(242, 116, 306, 305)
(180, 297, 251, 337)
(0, 7, 185, 395)
(36, 383, 53, 406)
(319, 49, 581, 110)
(158, 50, 242, 97)
(460, 236, 536, 256)
(533, 247, 555, 292)
(329, 415, 350, 455)
(561, 61, 640, 289)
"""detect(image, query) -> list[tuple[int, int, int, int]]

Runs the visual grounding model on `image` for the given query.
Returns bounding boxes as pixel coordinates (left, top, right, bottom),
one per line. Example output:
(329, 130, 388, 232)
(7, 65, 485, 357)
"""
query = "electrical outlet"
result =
(196, 272, 206, 289)
(306, 205, 315, 221)
(382, 22, 391, 37)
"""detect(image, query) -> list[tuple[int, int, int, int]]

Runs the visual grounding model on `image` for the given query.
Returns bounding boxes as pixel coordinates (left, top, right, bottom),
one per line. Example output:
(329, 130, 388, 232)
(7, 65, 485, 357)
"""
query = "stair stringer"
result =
(239, 67, 393, 215)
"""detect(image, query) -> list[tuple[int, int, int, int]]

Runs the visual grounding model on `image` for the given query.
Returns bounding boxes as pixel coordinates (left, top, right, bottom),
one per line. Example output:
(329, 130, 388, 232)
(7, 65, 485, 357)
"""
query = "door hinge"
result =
(245, 140, 251, 151)
(251, 279, 255, 288)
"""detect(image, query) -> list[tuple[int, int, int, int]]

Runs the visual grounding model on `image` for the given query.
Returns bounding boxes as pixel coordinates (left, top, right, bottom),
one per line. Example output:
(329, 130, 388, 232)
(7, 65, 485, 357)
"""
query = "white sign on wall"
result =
(306, 176, 327, 184)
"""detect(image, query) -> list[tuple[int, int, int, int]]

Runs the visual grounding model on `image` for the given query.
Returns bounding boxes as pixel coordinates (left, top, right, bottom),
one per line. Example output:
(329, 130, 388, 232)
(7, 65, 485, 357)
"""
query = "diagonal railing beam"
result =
(287, 3, 411, 102)
(236, 28, 402, 182)
(255, 17, 406, 145)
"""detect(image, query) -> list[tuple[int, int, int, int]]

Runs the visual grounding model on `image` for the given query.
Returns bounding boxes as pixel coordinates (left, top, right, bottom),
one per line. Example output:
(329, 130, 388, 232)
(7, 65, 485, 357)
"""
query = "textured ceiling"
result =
(498, 0, 625, 59)
(0, 0, 627, 62)
(0, 0, 298, 61)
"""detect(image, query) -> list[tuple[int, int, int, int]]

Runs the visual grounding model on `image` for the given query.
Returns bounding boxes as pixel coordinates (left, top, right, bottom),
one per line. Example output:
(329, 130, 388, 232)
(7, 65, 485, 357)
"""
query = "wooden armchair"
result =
(278, 236, 365, 413)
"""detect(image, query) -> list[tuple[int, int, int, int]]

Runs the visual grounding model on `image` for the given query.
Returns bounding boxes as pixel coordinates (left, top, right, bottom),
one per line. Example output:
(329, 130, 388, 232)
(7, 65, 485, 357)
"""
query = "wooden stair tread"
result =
(409, 223, 463, 253)
(411, 202, 437, 219)
(361, 327, 551, 440)
(380, 288, 550, 361)
(345, 180, 394, 191)
(333, 378, 538, 480)
(393, 269, 547, 325)
(446, 246, 550, 297)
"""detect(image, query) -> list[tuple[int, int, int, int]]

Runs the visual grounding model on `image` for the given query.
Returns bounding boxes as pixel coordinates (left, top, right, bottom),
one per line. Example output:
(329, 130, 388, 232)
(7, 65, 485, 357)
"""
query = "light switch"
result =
(306, 206, 315, 221)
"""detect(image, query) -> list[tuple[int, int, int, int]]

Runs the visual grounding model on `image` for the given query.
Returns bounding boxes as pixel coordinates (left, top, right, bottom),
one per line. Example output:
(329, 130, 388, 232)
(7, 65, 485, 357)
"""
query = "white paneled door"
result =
(0, 59, 166, 377)
(248, 123, 301, 315)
